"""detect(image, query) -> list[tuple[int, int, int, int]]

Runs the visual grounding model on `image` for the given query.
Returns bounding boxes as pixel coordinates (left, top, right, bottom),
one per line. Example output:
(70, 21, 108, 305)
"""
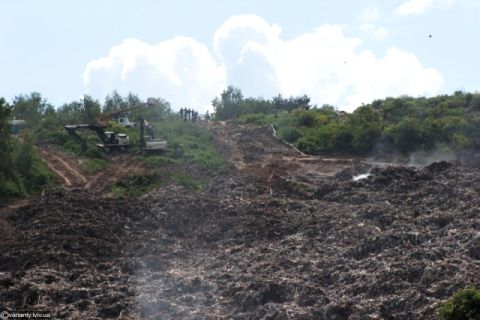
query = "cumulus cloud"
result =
(395, 0, 457, 16)
(83, 37, 225, 113)
(84, 14, 443, 112)
(212, 15, 282, 98)
(213, 15, 442, 111)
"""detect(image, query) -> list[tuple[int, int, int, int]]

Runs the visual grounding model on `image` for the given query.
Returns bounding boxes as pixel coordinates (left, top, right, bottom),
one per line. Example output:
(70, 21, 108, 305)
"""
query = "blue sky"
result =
(1, 0, 479, 111)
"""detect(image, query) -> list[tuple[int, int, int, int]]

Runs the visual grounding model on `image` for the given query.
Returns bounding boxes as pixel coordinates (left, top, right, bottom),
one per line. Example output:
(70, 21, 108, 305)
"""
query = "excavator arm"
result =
(65, 124, 108, 150)
(95, 105, 145, 127)
(143, 119, 155, 138)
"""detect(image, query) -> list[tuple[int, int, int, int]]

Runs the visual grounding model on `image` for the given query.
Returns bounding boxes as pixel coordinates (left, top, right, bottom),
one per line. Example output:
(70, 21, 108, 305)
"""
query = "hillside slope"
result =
(0, 122, 478, 319)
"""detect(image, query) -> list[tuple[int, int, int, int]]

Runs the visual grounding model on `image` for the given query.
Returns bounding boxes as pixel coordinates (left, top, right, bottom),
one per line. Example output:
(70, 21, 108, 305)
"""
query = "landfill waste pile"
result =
(0, 159, 479, 319)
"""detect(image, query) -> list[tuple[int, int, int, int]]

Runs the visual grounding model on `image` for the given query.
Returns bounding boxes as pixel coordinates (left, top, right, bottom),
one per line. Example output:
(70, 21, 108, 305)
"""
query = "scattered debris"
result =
(0, 124, 478, 319)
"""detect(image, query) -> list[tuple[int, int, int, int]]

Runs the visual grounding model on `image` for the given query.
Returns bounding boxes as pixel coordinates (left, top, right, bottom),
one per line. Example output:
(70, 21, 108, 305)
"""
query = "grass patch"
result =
(151, 119, 225, 172)
(80, 158, 107, 174)
(112, 120, 224, 197)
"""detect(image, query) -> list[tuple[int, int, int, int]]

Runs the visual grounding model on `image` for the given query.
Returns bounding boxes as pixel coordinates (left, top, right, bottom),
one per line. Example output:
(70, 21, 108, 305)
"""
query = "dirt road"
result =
(38, 146, 88, 187)
(210, 122, 359, 195)
(36, 145, 145, 195)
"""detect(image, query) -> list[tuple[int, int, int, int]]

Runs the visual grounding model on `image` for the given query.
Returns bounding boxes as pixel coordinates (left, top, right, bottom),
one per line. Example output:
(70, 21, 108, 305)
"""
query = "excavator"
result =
(65, 124, 130, 152)
(65, 104, 144, 152)
(66, 100, 168, 153)
(140, 118, 167, 152)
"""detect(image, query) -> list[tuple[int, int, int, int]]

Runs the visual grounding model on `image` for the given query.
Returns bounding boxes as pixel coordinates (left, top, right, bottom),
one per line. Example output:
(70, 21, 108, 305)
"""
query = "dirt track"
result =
(38, 147, 88, 187)
(1, 122, 479, 319)
(210, 122, 358, 195)
(37, 145, 145, 195)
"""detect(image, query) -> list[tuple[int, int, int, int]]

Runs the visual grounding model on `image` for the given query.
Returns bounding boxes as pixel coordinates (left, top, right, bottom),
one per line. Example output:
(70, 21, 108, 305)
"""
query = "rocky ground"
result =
(0, 123, 479, 319)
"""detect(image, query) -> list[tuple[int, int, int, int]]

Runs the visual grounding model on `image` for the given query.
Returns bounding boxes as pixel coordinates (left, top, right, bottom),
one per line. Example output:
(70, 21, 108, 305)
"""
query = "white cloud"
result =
(83, 37, 225, 113)
(360, 24, 389, 41)
(213, 15, 442, 111)
(343, 48, 443, 108)
(84, 15, 443, 112)
(361, 7, 380, 21)
(395, 0, 457, 16)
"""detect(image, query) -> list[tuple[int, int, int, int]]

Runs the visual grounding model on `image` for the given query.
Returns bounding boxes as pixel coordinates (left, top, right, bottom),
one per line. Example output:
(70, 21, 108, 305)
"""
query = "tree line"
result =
(212, 87, 480, 160)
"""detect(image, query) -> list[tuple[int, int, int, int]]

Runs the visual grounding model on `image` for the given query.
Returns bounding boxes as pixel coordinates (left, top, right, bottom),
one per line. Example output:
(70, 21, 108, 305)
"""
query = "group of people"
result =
(180, 108, 199, 122)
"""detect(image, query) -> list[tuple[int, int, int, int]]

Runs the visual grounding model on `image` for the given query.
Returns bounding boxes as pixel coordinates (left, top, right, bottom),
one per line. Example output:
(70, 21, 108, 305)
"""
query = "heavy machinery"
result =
(140, 118, 167, 152)
(117, 117, 136, 128)
(65, 99, 168, 153)
(65, 124, 130, 152)
(95, 105, 144, 127)
(65, 104, 143, 152)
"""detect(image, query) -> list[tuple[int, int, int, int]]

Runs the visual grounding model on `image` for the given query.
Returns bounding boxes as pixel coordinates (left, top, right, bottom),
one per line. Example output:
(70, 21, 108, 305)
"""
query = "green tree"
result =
(272, 94, 311, 112)
(0, 99, 24, 198)
(57, 100, 84, 124)
(11, 92, 51, 127)
(146, 97, 172, 121)
(83, 95, 101, 124)
(213, 86, 244, 120)
(103, 90, 127, 113)
(347, 106, 382, 154)
(0, 98, 13, 177)
(384, 117, 425, 153)
(242, 97, 273, 114)
(14, 134, 35, 182)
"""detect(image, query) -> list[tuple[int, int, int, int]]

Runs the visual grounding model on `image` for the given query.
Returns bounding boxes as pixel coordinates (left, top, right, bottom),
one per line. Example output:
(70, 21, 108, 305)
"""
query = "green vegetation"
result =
(0, 98, 54, 201)
(438, 287, 480, 320)
(0, 87, 260, 202)
(213, 87, 480, 157)
(151, 119, 225, 171)
(113, 119, 225, 197)
(1, 90, 225, 200)
(4, 85, 480, 200)
(80, 158, 107, 175)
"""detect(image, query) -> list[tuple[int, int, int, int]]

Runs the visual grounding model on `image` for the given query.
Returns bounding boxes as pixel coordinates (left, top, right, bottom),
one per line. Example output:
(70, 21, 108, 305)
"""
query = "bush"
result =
(36, 128, 70, 145)
(237, 113, 268, 125)
(277, 126, 301, 143)
(438, 287, 480, 320)
(0, 179, 24, 200)
(297, 111, 316, 127)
